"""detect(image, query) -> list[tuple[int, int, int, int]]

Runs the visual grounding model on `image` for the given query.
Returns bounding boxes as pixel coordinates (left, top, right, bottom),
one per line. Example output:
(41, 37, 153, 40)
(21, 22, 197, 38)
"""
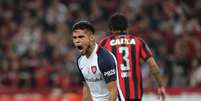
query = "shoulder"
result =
(97, 46, 116, 64)
(129, 33, 140, 39)
(76, 55, 82, 62)
(76, 55, 84, 66)
(132, 34, 146, 42)
(96, 46, 116, 66)
(129, 34, 146, 44)
(97, 46, 114, 59)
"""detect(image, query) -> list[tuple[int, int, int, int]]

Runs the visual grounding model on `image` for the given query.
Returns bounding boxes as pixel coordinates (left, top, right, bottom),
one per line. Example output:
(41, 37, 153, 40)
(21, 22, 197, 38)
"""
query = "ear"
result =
(89, 34, 95, 41)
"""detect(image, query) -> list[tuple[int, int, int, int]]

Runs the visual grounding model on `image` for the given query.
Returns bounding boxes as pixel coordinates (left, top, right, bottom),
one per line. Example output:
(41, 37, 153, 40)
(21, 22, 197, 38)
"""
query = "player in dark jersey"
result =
(99, 14, 166, 101)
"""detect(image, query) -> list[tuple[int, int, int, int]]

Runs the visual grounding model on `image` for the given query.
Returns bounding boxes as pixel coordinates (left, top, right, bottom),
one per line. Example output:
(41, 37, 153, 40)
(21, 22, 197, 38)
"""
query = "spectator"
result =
(0, 0, 200, 92)
(190, 58, 201, 87)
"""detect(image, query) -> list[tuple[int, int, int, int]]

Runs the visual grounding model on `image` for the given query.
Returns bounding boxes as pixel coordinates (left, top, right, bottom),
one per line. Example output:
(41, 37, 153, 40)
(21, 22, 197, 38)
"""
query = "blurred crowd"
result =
(0, 0, 201, 92)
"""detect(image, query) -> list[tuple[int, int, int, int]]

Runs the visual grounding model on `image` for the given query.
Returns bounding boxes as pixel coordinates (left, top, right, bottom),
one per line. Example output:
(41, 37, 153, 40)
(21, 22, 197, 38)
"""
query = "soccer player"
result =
(99, 14, 166, 101)
(72, 21, 121, 101)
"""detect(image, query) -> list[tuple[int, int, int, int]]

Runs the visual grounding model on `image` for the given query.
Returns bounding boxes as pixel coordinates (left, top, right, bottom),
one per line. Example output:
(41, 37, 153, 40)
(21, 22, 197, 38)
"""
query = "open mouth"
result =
(77, 46, 83, 50)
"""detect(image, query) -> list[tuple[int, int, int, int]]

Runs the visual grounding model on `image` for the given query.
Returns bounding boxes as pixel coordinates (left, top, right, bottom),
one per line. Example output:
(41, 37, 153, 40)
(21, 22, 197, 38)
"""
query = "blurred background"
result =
(0, 0, 200, 101)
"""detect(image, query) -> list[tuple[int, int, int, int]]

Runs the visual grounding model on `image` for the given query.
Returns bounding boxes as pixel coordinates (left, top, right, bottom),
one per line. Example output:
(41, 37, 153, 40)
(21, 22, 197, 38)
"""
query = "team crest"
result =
(91, 66, 97, 74)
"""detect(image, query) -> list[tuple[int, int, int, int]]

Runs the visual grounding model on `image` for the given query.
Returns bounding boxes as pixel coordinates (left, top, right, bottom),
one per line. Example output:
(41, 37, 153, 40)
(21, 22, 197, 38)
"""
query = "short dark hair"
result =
(72, 21, 95, 34)
(109, 13, 128, 31)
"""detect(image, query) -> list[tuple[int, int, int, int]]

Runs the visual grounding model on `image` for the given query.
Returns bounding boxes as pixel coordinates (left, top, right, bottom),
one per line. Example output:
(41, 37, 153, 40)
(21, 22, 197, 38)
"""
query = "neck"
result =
(85, 43, 96, 58)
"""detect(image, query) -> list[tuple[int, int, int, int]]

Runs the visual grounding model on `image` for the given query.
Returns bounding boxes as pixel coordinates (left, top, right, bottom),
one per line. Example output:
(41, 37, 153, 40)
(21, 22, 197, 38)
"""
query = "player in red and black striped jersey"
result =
(99, 13, 166, 101)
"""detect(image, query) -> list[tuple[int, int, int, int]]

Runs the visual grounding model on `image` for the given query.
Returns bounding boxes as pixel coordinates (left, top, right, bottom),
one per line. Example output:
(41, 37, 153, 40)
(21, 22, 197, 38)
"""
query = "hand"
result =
(157, 87, 166, 101)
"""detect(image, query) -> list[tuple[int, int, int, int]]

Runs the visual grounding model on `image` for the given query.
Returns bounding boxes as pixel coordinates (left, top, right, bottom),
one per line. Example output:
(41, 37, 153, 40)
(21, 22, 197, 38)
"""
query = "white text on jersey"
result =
(110, 38, 136, 46)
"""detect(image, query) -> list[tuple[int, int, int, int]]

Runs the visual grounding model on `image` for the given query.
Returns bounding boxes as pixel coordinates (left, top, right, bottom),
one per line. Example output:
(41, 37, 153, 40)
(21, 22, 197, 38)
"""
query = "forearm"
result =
(148, 58, 164, 87)
(82, 83, 92, 101)
(82, 91, 92, 101)
(108, 89, 118, 101)
(150, 65, 163, 87)
(82, 95, 92, 101)
(107, 81, 118, 101)
(148, 58, 166, 101)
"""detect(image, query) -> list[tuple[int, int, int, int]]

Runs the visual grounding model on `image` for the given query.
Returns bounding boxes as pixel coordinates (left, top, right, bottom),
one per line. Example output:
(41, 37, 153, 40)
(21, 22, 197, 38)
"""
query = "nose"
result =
(74, 38, 81, 44)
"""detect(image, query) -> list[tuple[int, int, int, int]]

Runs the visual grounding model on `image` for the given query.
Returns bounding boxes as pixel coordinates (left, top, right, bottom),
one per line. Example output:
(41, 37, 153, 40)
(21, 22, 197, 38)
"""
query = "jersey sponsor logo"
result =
(85, 77, 103, 82)
(104, 69, 115, 77)
(91, 66, 97, 74)
(110, 38, 136, 46)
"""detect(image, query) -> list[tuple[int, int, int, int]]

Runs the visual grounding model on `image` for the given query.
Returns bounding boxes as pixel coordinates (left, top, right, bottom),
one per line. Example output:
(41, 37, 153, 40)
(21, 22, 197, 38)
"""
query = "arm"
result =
(147, 57, 166, 101)
(97, 47, 118, 101)
(82, 82, 92, 101)
(107, 81, 118, 101)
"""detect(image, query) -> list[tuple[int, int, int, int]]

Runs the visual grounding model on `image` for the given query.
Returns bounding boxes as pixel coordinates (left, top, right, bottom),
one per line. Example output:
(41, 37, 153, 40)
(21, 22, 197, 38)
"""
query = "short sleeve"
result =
(140, 39, 152, 61)
(97, 47, 116, 84)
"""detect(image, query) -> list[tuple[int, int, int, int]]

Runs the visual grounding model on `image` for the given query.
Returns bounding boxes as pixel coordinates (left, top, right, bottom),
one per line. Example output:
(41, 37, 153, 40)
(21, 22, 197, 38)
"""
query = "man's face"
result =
(72, 29, 93, 55)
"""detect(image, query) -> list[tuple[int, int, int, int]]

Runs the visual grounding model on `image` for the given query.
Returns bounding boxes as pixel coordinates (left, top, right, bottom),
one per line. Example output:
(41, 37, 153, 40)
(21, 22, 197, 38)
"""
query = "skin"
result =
(72, 29, 95, 57)
(82, 82, 92, 101)
(72, 29, 118, 101)
(147, 57, 166, 101)
(107, 81, 118, 101)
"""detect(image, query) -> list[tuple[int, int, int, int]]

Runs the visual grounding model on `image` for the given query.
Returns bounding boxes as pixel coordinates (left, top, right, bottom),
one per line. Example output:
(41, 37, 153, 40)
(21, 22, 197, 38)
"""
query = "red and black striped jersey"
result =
(98, 32, 152, 100)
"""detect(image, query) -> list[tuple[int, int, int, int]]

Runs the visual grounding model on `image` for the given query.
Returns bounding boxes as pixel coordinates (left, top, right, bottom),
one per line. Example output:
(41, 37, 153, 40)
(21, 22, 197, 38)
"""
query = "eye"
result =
(73, 36, 76, 39)
(78, 36, 84, 38)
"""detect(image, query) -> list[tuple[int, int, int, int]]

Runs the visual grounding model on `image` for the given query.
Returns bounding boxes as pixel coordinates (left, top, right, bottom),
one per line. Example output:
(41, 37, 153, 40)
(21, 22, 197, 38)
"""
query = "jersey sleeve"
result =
(98, 47, 117, 84)
(140, 39, 152, 61)
(76, 56, 85, 81)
